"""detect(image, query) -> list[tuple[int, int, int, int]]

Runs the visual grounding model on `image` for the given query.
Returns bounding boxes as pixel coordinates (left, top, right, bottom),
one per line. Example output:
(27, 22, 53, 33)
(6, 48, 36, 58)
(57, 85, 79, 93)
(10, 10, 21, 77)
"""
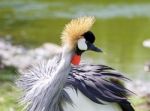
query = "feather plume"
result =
(61, 16, 95, 50)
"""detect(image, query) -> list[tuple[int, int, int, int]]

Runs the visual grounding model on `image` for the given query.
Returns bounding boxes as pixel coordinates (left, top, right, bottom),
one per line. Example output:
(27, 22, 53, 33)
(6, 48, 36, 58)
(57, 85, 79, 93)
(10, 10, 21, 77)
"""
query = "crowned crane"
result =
(17, 16, 135, 111)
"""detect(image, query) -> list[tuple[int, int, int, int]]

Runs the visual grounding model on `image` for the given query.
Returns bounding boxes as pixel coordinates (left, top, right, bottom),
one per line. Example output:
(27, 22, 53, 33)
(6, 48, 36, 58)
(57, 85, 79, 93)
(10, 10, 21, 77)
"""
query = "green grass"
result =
(131, 96, 150, 111)
(0, 67, 16, 82)
(0, 67, 22, 111)
(0, 82, 22, 111)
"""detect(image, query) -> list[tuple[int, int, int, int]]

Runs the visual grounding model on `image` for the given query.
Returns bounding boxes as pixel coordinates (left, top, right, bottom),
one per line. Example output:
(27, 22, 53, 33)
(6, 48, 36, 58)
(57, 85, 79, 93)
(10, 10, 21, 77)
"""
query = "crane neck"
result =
(61, 45, 81, 66)
(58, 46, 74, 70)
(71, 46, 83, 65)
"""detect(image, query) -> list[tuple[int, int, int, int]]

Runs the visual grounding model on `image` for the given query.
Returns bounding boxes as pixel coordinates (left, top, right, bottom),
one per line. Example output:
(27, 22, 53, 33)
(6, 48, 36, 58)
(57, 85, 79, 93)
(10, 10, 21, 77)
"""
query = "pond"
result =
(0, 0, 150, 80)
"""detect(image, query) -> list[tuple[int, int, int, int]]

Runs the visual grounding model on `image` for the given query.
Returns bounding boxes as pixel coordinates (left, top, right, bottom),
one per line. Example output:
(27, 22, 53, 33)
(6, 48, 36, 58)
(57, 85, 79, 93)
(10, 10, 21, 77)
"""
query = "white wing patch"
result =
(63, 88, 121, 111)
(77, 38, 88, 51)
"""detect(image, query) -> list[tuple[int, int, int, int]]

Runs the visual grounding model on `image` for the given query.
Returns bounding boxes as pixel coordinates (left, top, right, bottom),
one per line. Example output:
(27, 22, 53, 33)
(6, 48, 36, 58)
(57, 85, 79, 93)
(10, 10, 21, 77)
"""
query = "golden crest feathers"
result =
(61, 16, 95, 49)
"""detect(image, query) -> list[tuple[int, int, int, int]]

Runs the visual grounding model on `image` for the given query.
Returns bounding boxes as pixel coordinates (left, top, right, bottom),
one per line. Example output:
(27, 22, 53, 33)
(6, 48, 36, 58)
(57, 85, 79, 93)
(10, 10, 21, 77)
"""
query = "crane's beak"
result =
(88, 43, 103, 52)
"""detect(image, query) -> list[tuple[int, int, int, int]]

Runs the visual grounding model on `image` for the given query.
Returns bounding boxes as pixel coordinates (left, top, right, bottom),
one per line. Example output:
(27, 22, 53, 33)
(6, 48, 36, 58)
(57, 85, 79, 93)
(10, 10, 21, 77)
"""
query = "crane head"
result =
(61, 16, 102, 65)
(61, 16, 102, 52)
(76, 31, 102, 54)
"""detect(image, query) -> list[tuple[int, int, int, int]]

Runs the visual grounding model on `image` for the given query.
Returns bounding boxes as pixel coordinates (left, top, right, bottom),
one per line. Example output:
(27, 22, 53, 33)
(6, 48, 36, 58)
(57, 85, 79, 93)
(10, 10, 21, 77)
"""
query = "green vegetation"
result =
(0, 67, 16, 81)
(0, 67, 22, 111)
(0, 82, 22, 111)
(131, 96, 150, 111)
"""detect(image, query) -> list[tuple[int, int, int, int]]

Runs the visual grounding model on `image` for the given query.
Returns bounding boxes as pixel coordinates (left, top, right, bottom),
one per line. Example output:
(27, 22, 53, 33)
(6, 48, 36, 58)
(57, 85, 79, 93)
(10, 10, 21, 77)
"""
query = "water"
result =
(1, 1, 150, 20)
(0, 0, 150, 80)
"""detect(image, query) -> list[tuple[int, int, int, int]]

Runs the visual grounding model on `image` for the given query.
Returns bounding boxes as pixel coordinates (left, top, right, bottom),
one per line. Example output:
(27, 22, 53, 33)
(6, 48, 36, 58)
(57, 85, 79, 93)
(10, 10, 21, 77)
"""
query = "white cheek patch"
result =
(77, 38, 88, 50)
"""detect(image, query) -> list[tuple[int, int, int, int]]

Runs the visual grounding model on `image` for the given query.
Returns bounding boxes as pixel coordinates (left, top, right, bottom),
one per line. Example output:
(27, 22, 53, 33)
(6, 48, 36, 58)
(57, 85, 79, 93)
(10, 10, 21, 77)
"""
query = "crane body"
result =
(17, 16, 135, 111)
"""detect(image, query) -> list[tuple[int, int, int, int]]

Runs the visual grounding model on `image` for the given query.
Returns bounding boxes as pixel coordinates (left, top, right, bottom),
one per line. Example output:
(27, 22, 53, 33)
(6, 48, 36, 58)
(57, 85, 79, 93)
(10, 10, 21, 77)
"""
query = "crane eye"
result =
(77, 38, 88, 51)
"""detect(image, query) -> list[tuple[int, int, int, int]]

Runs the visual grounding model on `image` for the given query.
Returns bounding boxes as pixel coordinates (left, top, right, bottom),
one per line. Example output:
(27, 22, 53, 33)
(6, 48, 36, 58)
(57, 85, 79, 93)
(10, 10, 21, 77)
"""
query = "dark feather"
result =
(67, 64, 133, 104)
(119, 100, 135, 111)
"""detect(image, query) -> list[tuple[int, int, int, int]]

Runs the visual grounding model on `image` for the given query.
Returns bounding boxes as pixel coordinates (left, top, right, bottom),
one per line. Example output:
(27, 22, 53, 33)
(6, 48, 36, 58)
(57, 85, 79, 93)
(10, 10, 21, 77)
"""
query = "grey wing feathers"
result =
(17, 54, 61, 90)
(16, 53, 72, 111)
(67, 64, 132, 104)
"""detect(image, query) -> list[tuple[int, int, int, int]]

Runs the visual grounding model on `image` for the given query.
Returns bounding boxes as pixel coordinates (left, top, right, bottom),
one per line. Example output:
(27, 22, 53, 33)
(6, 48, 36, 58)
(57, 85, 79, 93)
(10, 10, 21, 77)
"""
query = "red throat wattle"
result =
(71, 54, 81, 65)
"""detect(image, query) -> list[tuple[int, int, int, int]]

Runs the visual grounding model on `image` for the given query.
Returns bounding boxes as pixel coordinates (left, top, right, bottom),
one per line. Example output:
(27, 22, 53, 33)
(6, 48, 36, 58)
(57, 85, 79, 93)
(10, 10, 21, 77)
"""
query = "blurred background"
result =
(0, 0, 150, 111)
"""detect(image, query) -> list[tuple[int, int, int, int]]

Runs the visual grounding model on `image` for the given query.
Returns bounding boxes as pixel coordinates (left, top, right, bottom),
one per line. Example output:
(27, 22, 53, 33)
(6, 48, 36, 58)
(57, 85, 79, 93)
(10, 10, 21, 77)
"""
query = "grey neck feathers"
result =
(45, 46, 74, 111)
(57, 46, 73, 71)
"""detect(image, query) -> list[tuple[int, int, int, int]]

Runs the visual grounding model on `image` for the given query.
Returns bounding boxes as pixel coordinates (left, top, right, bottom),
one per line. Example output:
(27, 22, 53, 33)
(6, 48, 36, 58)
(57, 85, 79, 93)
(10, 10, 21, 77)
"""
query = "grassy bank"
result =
(0, 67, 22, 111)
